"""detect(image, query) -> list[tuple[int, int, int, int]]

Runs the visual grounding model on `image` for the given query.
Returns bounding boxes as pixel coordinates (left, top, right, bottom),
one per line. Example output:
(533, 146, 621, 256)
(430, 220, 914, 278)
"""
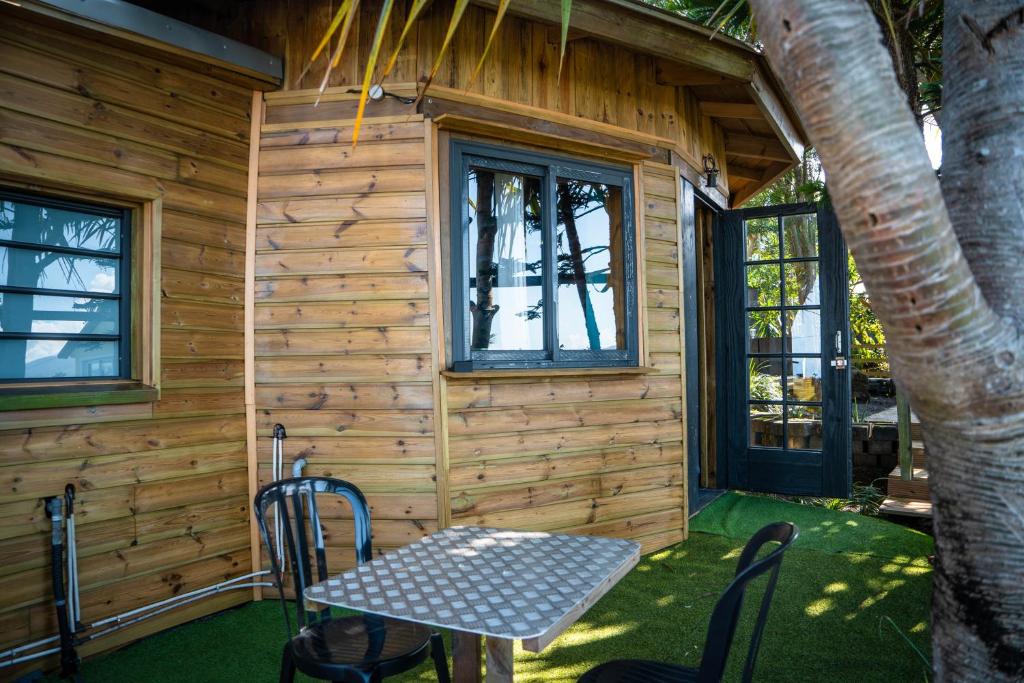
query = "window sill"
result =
(440, 366, 657, 380)
(0, 382, 159, 411)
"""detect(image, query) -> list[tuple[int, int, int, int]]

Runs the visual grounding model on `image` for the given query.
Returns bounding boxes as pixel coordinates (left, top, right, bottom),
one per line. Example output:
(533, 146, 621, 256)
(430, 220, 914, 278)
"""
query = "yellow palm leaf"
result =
(351, 0, 397, 147)
(315, 0, 360, 102)
(381, 0, 433, 79)
(415, 0, 472, 106)
(465, 0, 513, 91)
(557, 0, 572, 82)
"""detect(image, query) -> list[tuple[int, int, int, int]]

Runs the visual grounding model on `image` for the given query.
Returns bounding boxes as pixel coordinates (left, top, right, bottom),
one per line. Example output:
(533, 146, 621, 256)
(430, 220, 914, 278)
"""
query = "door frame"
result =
(713, 201, 852, 498)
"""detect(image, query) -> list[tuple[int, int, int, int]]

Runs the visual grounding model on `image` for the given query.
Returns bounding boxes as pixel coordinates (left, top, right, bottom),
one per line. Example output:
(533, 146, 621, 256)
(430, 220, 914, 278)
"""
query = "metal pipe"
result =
(64, 484, 80, 629)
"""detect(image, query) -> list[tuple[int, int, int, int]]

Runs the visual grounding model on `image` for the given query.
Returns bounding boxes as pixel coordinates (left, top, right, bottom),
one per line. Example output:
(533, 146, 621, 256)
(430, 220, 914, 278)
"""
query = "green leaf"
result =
(557, 0, 572, 82)
(465, 0, 513, 91)
(352, 0, 397, 146)
(381, 0, 433, 79)
(415, 0, 472, 105)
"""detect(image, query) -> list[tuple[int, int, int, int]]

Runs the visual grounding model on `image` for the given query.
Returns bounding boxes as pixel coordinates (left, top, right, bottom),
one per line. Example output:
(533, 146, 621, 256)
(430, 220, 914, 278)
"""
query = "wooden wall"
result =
(445, 161, 686, 553)
(0, 10, 254, 670)
(253, 99, 442, 570)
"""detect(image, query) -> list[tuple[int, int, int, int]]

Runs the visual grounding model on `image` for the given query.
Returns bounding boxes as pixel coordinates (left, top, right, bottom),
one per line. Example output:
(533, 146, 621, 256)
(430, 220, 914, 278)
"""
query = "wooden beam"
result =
(731, 162, 791, 206)
(724, 133, 792, 163)
(726, 162, 765, 182)
(655, 60, 734, 87)
(471, 0, 755, 82)
(746, 66, 805, 160)
(700, 101, 764, 120)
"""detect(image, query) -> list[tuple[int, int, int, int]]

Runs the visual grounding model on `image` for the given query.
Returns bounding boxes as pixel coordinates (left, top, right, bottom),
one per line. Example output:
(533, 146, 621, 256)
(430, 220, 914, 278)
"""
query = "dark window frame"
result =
(449, 141, 639, 371)
(0, 188, 132, 382)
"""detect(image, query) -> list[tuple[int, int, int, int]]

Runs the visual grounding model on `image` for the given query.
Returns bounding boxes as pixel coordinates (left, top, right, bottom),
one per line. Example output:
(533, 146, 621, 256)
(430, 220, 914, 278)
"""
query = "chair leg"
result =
(279, 642, 296, 683)
(430, 632, 451, 683)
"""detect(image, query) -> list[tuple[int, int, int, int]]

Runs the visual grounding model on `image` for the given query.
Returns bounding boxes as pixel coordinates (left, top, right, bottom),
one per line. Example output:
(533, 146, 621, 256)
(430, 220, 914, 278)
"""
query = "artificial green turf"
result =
(47, 492, 933, 682)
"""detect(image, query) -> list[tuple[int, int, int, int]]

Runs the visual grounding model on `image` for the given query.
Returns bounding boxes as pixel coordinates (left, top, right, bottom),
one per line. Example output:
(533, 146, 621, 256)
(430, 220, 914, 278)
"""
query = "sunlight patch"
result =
(805, 598, 834, 617)
(823, 582, 848, 594)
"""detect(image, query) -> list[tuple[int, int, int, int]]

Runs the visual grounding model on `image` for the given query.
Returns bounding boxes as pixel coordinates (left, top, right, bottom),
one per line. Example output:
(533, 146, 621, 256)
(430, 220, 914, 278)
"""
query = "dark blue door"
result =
(715, 202, 851, 497)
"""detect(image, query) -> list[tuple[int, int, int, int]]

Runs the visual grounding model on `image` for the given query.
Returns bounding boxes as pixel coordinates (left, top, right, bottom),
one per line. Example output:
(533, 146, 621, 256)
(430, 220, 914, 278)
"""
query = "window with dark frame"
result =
(450, 142, 638, 371)
(0, 190, 132, 382)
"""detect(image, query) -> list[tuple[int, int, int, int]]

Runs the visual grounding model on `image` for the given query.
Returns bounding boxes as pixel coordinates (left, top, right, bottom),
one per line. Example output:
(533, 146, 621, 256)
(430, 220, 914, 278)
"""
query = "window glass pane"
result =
(786, 309, 821, 354)
(787, 405, 823, 450)
(0, 293, 119, 335)
(555, 179, 626, 351)
(745, 217, 779, 261)
(0, 199, 120, 252)
(749, 402, 783, 448)
(784, 261, 819, 306)
(467, 168, 544, 351)
(787, 357, 823, 402)
(747, 310, 782, 354)
(748, 358, 783, 402)
(0, 247, 120, 293)
(0, 339, 119, 379)
(746, 264, 780, 307)
(783, 213, 818, 258)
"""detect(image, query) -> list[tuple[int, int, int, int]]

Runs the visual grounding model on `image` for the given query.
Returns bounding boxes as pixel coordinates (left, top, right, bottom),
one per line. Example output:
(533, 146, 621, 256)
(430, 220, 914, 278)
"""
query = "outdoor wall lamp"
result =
(702, 154, 720, 189)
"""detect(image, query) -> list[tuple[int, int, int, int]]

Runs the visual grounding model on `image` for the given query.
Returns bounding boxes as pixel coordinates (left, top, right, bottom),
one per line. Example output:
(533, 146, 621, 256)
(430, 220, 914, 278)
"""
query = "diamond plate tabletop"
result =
(305, 525, 640, 680)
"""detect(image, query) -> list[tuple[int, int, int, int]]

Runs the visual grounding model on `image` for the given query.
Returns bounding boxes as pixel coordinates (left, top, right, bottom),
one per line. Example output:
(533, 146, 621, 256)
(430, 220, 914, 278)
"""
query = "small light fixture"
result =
(702, 154, 719, 189)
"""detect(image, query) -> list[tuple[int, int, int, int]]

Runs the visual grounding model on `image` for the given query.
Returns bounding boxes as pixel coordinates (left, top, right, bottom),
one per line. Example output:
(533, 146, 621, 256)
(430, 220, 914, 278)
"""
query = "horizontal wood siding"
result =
(0, 12, 251, 672)
(445, 161, 686, 553)
(254, 106, 439, 572)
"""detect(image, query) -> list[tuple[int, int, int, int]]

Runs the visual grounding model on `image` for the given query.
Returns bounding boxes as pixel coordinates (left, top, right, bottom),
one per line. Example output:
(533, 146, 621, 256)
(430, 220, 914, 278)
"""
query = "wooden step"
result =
(911, 440, 927, 466)
(888, 466, 929, 500)
(880, 496, 933, 518)
(910, 420, 922, 442)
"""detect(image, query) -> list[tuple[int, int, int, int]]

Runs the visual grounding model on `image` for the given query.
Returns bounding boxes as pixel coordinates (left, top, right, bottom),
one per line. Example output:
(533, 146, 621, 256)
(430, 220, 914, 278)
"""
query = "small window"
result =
(0, 190, 131, 381)
(450, 143, 638, 370)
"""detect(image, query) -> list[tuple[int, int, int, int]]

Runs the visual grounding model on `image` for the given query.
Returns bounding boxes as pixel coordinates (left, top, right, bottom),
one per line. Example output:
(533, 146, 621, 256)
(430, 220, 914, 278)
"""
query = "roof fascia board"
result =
(22, 0, 282, 83)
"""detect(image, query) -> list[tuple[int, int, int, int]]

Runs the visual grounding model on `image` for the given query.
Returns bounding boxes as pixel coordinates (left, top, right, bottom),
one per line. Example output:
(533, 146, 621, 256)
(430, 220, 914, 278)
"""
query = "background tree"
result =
(745, 1, 1024, 680)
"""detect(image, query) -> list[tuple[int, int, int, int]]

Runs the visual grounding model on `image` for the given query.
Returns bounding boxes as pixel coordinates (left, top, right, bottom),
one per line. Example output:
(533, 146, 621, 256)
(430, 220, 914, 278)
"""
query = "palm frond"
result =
(315, 0, 359, 101)
(352, 0, 397, 147)
(415, 0, 472, 107)
(381, 0, 433, 79)
(557, 0, 572, 82)
(466, 0, 513, 91)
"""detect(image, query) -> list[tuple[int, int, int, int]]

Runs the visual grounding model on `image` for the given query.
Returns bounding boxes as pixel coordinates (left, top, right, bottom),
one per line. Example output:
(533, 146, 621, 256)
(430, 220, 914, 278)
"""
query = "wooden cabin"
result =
(0, 0, 810, 673)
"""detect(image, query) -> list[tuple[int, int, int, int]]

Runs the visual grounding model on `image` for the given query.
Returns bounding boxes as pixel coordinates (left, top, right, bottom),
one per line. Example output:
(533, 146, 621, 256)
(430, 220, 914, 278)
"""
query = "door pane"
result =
(786, 309, 821, 354)
(0, 339, 119, 379)
(784, 261, 819, 306)
(787, 405, 823, 450)
(749, 358, 784, 402)
(0, 293, 119, 335)
(745, 217, 779, 260)
(747, 310, 782, 354)
(555, 179, 626, 351)
(749, 403, 783, 448)
(783, 213, 818, 258)
(467, 168, 544, 351)
(746, 264, 780, 307)
(788, 357, 823, 402)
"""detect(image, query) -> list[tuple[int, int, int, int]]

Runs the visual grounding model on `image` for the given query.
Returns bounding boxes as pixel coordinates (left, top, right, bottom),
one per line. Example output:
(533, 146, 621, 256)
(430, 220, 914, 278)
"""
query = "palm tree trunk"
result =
(747, 0, 1024, 680)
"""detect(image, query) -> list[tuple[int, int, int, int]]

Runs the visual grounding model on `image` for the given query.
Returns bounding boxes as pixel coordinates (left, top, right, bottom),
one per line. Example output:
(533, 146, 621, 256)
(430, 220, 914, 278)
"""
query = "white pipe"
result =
(66, 513, 80, 628)
(0, 570, 273, 669)
(273, 435, 285, 566)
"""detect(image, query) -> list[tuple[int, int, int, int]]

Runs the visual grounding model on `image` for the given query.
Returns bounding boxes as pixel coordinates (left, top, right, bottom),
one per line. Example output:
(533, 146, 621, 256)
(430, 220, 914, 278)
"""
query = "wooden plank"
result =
(260, 120, 424, 147)
(486, 637, 514, 682)
(162, 238, 246, 277)
(255, 327, 431, 356)
(446, 375, 681, 409)
(153, 387, 246, 417)
(254, 383, 435, 410)
(257, 463, 436, 493)
(257, 220, 427, 250)
(255, 355, 432, 383)
(255, 272, 429, 302)
(453, 631, 483, 683)
(724, 133, 791, 163)
(255, 301, 430, 329)
(255, 409, 433, 437)
(257, 167, 425, 199)
(448, 399, 682, 437)
(162, 268, 243, 306)
(245, 91, 262, 601)
(163, 299, 244, 332)
(161, 210, 246, 251)
(161, 359, 245, 388)
(256, 193, 427, 223)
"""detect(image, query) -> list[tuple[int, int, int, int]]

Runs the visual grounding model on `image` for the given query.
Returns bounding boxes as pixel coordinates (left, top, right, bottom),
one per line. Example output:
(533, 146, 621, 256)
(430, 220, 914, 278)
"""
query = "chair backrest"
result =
(697, 522, 799, 683)
(254, 476, 372, 635)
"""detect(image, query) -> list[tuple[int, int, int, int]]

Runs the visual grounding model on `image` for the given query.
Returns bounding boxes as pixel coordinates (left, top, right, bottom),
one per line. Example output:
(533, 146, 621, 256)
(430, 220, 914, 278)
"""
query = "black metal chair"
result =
(578, 522, 799, 683)
(254, 477, 450, 683)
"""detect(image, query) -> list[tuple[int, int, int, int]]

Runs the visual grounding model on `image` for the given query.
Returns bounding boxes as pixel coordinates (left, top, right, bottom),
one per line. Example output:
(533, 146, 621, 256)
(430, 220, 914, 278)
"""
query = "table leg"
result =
(452, 630, 482, 683)
(485, 637, 514, 682)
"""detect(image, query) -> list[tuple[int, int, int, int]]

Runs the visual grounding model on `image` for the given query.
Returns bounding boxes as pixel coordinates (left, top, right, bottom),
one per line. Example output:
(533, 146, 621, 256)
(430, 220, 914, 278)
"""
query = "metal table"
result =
(305, 525, 641, 682)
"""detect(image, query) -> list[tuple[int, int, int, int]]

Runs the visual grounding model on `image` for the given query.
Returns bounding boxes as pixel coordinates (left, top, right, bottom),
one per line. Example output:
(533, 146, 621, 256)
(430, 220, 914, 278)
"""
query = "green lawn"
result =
(54, 493, 933, 682)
